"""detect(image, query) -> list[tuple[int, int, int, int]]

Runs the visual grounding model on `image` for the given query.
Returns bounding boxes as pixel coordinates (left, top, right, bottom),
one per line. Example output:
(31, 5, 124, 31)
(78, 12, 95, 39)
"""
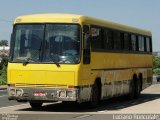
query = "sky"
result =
(0, 0, 159, 51)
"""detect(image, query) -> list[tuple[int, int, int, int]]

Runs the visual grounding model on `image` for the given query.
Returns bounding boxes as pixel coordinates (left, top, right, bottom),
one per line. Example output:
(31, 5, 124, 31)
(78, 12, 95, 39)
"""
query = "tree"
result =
(153, 55, 160, 74)
(153, 55, 160, 69)
(0, 40, 8, 46)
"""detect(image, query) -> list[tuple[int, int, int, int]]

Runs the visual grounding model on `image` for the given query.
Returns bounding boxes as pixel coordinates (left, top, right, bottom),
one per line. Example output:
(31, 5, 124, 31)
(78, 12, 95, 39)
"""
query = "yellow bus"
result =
(8, 13, 152, 108)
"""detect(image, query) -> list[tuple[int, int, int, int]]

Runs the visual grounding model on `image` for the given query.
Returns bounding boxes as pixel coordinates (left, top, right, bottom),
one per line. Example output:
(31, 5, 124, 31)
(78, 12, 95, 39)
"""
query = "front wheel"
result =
(29, 101, 43, 108)
(88, 83, 100, 108)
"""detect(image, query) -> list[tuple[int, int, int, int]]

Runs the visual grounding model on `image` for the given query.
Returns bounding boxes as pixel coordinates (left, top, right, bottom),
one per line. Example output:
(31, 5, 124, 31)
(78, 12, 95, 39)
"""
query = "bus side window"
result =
(146, 37, 151, 52)
(104, 29, 113, 50)
(113, 31, 121, 50)
(131, 34, 137, 51)
(138, 36, 145, 52)
(123, 33, 130, 51)
(91, 27, 102, 50)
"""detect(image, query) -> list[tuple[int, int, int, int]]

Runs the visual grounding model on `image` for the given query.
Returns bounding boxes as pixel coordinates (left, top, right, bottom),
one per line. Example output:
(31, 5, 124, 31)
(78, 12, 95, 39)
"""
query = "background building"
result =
(0, 46, 9, 57)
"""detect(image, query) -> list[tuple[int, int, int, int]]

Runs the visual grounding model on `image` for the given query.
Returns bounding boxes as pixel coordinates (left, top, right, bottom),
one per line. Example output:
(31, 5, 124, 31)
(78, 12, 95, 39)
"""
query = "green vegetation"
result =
(153, 55, 160, 75)
(0, 40, 8, 46)
(0, 57, 8, 85)
(0, 39, 9, 85)
(0, 65, 7, 85)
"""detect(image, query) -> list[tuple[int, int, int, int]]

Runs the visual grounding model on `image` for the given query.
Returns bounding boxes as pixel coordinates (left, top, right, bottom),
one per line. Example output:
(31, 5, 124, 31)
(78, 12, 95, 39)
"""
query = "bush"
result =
(153, 55, 160, 75)
(0, 65, 7, 85)
(153, 68, 160, 75)
(0, 57, 8, 85)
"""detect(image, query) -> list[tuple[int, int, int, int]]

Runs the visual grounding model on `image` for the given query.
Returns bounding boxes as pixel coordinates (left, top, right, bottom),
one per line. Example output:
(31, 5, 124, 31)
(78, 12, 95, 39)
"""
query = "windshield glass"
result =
(44, 24, 80, 63)
(12, 25, 44, 62)
(10, 24, 81, 64)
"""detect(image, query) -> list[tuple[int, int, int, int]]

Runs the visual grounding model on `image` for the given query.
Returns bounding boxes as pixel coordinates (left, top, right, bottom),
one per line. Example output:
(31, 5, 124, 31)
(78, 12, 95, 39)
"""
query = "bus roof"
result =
(14, 13, 151, 36)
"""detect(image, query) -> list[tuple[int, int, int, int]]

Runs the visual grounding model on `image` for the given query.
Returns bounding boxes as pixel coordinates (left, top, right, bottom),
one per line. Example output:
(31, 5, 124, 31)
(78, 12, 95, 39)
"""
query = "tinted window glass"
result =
(91, 27, 103, 49)
(122, 33, 130, 50)
(103, 29, 113, 50)
(138, 36, 145, 51)
(146, 37, 151, 52)
(131, 34, 137, 51)
(114, 31, 121, 50)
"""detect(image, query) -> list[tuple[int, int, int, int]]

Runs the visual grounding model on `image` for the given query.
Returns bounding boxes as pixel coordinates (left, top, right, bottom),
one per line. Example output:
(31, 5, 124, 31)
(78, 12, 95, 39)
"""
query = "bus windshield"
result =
(11, 24, 81, 64)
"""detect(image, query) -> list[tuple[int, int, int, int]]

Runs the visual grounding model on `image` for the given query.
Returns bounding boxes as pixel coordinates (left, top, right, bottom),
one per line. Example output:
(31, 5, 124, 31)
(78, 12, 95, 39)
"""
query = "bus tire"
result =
(134, 78, 141, 99)
(29, 101, 43, 108)
(88, 82, 100, 108)
(128, 80, 135, 99)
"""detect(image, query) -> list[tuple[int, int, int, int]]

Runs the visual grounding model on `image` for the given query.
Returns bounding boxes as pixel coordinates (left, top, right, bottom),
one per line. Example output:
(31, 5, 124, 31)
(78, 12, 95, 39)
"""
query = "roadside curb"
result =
(0, 85, 7, 90)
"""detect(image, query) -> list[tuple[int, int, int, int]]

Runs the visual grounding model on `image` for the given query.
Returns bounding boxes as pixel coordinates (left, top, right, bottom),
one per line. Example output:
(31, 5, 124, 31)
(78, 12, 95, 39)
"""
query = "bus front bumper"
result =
(8, 87, 79, 102)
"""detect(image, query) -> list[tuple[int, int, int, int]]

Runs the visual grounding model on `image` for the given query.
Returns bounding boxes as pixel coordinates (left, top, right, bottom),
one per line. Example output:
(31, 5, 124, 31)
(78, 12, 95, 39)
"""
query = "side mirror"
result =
(83, 25, 89, 34)
(83, 25, 91, 64)
(9, 33, 14, 62)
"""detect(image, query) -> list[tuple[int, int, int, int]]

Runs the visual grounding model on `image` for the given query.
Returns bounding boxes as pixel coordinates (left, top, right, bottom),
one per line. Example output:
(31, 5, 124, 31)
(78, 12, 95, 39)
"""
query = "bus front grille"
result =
(15, 83, 68, 88)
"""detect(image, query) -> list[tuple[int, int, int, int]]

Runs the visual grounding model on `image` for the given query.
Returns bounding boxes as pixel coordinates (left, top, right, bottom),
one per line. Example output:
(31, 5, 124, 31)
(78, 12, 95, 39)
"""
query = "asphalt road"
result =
(0, 78, 160, 120)
(0, 90, 24, 108)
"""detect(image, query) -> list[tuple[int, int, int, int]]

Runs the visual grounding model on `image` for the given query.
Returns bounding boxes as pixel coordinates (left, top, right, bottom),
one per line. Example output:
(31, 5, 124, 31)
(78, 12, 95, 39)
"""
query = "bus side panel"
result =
(89, 52, 152, 100)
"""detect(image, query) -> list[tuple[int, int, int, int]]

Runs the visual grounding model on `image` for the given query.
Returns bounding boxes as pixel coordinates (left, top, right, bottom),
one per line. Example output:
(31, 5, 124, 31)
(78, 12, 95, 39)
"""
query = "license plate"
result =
(33, 92, 47, 97)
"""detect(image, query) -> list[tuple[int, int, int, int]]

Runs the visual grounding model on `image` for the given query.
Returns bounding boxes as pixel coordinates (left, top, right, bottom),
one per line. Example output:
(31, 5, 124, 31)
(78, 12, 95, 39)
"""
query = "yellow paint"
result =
(8, 64, 79, 88)
(8, 13, 152, 89)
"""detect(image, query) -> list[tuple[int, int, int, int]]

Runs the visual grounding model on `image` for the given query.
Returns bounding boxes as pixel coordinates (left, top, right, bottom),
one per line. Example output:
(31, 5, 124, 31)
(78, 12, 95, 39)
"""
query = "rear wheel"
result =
(128, 80, 135, 99)
(29, 101, 43, 108)
(134, 78, 141, 99)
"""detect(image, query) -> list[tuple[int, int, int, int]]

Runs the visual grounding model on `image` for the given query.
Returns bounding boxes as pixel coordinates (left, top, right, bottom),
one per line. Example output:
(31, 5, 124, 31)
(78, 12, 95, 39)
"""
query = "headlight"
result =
(16, 89, 23, 96)
(67, 91, 76, 98)
(9, 89, 15, 96)
(51, 90, 57, 97)
(59, 91, 66, 98)
(67, 91, 73, 98)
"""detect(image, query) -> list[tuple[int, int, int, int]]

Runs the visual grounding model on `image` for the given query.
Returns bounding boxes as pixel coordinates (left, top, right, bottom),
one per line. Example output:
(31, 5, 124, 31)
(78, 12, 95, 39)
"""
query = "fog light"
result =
(51, 90, 57, 97)
(59, 91, 66, 98)
(9, 89, 15, 96)
(16, 89, 23, 96)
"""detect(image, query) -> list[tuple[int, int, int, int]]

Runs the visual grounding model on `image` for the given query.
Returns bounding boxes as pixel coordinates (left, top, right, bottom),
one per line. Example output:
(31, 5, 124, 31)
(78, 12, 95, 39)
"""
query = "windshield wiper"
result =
(51, 61, 60, 67)
(49, 55, 61, 67)
(23, 58, 34, 66)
